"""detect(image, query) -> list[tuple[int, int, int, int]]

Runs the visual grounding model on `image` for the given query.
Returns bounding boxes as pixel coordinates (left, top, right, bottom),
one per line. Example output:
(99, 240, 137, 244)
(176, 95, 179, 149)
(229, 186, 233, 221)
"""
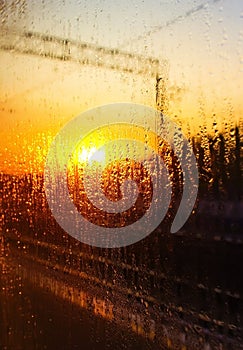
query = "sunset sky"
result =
(0, 0, 242, 174)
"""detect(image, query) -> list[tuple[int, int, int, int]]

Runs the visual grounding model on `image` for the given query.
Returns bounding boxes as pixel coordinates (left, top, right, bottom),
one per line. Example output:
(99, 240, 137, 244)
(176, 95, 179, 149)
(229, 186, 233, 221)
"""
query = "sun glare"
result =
(78, 147, 106, 164)
(89, 149, 106, 163)
(69, 124, 160, 172)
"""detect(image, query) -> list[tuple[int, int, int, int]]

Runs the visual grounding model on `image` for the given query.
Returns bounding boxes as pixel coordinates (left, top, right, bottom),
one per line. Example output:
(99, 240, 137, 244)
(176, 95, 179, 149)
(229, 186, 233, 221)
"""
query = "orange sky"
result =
(0, 47, 242, 174)
(0, 0, 242, 174)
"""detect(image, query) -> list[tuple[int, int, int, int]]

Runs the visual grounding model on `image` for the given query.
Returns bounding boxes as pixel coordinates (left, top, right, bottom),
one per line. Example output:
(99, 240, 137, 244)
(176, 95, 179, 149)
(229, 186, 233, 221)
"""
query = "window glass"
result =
(0, 1, 242, 349)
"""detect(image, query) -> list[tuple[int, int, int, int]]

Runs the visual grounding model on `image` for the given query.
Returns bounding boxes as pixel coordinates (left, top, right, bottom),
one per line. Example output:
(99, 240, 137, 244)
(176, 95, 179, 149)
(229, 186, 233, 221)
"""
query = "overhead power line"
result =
(120, 0, 221, 49)
(0, 27, 167, 77)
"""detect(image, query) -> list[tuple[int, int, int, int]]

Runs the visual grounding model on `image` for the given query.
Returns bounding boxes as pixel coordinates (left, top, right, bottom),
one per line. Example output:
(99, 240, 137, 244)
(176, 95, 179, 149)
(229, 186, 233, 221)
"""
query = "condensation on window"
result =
(0, 1, 242, 349)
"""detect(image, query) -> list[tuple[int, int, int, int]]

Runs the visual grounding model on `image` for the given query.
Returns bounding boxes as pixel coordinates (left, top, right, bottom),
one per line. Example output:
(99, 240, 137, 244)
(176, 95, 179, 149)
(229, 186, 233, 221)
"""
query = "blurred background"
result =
(0, 1, 242, 349)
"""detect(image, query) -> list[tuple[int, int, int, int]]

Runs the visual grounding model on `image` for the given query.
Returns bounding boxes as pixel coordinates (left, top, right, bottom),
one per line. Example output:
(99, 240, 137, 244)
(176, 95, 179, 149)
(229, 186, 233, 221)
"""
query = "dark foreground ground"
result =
(0, 168, 242, 349)
(1, 231, 243, 350)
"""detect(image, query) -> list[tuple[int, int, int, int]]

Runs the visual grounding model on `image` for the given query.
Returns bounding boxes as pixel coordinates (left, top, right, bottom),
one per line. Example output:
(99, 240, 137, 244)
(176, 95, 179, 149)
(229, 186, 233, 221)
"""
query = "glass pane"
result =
(0, 1, 242, 349)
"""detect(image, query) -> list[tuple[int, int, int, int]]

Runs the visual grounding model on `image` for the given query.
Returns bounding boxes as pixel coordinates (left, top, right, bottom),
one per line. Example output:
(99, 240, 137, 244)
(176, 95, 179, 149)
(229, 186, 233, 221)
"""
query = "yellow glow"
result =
(68, 123, 162, 176)
(0, 51, 155, 174)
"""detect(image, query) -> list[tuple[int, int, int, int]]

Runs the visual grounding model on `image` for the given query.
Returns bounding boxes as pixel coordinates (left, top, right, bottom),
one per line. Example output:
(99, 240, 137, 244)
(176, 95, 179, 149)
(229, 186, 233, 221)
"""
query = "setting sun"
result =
(78, 147, 106, 165)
